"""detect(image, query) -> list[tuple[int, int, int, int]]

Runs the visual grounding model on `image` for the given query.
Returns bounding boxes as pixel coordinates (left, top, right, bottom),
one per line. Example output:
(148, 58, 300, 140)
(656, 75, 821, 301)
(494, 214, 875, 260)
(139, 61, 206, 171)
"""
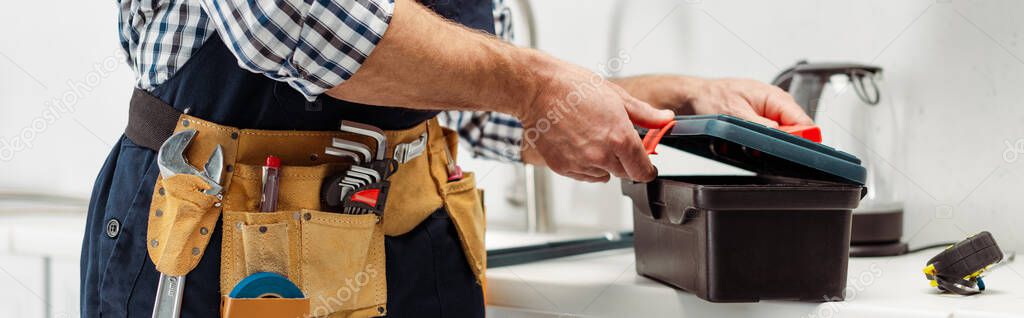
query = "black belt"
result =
(125, 89, 185, 151)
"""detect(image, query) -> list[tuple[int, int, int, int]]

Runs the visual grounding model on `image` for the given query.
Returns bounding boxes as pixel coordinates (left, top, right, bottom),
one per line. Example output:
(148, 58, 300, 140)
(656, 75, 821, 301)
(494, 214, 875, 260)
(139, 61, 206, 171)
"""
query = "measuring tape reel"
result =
(229, 272, 304, 299)
(922, 231, 1004, 295)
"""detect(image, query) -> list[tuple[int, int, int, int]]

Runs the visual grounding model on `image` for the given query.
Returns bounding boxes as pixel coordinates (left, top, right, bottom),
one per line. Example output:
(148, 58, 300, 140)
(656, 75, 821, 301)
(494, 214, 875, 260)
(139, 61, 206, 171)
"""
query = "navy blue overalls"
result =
(80, 1, 495, 317)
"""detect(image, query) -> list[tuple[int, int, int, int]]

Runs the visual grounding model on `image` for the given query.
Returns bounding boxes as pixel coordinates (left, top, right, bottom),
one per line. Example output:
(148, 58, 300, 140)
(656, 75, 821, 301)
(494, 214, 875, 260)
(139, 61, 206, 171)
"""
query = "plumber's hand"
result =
(517, 57, 674, 183)
(613, 75, 813, 127)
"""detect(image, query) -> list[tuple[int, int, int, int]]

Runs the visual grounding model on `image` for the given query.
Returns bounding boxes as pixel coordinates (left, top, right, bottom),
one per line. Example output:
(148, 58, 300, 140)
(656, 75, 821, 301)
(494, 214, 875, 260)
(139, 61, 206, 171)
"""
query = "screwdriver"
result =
(260, 155, 281, 212)
(442, 145, 463, 181)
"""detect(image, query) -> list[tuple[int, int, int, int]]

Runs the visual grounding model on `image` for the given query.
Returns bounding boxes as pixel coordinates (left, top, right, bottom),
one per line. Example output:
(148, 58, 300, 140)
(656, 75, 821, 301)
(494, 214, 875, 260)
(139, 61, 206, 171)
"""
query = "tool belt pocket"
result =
(147, 174, 222, 276)
(444, 172, 487, 282)
(221, 163, 387, 318)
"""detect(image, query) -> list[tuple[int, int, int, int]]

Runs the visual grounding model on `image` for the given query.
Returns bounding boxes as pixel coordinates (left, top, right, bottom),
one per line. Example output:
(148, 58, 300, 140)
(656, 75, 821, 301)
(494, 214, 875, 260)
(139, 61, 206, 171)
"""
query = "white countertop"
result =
(485, 245, 1024, 318)
(0, 209, 85, 258)
(5, 207, 1023, 318)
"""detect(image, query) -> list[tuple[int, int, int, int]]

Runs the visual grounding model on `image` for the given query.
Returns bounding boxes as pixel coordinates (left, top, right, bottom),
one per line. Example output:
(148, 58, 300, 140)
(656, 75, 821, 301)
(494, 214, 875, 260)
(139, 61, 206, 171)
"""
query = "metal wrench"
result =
(348, 166, 380, 183)
(341, 177, 365, 189)
(325, 148, 378, 197)
(345, 170, 375, 187)
(331, 139, 372, 163)
(324, 146, 362, 164)
(339, 178, 362, 199)
(340, 121, 386, 160)
(153, 129, 224, 318)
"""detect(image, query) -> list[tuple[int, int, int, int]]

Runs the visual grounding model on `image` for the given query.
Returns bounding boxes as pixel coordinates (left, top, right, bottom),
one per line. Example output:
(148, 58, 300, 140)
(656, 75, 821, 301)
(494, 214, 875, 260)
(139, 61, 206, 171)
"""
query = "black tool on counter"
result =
(923, 231, 1005, 295)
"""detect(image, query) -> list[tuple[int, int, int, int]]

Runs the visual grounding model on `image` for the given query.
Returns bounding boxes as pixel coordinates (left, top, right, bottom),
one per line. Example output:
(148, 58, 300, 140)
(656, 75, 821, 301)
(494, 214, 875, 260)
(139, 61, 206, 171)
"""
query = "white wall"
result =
(0, 1, 135, 196)
(2, 0, 1022, 247)
(529, 0, 1024, 251)
(0, 3, 130, 315)
(1, 1, 1023, 316)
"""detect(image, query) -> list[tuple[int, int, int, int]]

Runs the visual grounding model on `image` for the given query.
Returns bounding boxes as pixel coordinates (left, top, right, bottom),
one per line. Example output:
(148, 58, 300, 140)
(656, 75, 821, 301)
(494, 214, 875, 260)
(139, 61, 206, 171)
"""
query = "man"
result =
(82, 0, 811, 317)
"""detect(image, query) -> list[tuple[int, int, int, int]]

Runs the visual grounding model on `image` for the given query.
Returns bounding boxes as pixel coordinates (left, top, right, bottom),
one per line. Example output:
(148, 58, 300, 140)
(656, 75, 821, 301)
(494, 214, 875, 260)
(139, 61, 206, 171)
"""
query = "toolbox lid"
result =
(643, 115, 866, 185)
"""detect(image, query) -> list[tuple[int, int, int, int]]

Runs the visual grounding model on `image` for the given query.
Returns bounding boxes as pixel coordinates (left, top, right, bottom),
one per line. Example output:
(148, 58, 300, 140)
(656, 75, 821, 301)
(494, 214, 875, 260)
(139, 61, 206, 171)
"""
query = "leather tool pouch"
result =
(147, 173, 222, 276)
(144, 116, 487, 318)
(438, 128, 488, 283)
(221, 162, 386, 318)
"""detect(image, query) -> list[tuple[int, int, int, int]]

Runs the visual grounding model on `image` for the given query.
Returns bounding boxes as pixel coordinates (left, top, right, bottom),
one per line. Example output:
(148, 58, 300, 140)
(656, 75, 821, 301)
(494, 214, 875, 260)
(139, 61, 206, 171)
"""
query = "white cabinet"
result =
(0, 254, 46, 318)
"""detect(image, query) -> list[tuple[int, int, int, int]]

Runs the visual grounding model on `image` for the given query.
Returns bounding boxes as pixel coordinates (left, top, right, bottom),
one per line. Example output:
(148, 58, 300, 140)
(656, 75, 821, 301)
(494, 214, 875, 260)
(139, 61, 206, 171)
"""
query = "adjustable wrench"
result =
(153, 129, 224, 318)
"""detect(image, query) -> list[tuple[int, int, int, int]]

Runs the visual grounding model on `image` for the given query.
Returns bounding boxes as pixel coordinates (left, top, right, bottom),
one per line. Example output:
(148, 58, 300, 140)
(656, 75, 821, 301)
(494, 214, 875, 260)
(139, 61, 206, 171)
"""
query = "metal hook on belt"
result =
(393, 132, 428, 164)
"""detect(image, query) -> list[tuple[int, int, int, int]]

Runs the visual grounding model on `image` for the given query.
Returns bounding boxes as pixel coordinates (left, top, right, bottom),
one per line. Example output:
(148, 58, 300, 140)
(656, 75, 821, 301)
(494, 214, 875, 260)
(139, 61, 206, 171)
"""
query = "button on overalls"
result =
(80, 1, 496, 317)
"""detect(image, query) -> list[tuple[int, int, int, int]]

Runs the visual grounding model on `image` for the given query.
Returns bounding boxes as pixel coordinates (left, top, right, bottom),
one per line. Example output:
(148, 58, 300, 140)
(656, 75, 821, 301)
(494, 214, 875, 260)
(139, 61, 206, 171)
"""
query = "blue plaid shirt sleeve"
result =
(196, 0, 394, 101)
(438, 111, 523, 162)
(196, 0, 523, 161)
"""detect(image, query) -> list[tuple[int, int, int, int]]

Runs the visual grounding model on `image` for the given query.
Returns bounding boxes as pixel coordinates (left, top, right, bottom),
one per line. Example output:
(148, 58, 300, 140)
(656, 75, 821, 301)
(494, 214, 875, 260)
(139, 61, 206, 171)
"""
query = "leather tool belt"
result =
(127, 90, 487, 317)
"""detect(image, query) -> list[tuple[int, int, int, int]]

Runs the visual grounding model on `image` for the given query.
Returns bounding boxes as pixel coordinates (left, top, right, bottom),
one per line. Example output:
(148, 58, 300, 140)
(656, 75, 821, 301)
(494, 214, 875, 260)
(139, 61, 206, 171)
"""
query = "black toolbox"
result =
(622, 115, 867, 302)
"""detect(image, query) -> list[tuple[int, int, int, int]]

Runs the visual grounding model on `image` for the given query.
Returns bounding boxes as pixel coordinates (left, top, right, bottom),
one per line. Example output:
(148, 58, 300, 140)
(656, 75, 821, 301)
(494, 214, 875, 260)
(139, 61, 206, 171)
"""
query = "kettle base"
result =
(850, 209, 907, 257)
(850, 241, 909, 257)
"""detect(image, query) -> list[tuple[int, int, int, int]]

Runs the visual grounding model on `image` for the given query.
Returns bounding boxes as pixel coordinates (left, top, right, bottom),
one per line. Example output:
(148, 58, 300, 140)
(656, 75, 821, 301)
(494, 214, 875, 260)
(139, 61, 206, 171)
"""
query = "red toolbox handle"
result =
(779, 125, 822, 143)
(642, 121, 676, 155)
(642, 120, 823, 155)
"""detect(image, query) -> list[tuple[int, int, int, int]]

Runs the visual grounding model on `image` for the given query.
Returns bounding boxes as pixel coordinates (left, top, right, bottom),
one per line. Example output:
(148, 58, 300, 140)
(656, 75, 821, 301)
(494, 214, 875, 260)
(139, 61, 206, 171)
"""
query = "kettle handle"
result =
(771, 60, 883, 120)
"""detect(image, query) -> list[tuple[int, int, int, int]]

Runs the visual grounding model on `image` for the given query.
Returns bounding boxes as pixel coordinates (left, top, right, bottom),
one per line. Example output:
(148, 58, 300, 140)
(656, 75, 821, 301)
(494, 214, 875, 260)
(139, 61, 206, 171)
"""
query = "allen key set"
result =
(319, 120, 424, 218)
